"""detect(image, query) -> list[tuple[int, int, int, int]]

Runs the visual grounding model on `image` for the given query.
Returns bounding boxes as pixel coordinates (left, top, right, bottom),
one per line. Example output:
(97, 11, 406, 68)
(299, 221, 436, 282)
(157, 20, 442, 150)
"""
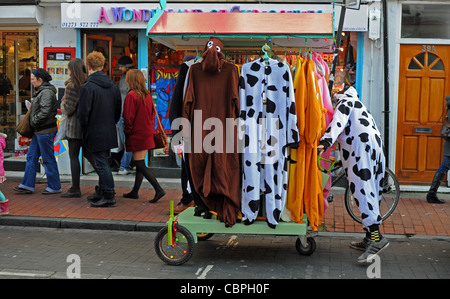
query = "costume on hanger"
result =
(319, 87, 385, 229)
(239, 57, 300, 228)
(285, 55, 326, 230)
(183, 38, 241, 227)
(312, 52, 333, 212)
(285, 56, 307, 223)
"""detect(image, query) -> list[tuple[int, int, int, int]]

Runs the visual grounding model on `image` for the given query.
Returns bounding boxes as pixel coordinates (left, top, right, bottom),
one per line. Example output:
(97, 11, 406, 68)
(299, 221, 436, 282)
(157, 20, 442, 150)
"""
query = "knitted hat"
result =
(117, 56, 134, 68)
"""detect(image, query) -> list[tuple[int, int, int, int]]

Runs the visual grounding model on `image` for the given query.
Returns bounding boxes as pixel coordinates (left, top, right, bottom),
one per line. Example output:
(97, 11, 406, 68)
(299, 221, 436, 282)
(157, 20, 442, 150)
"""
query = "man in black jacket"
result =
(78, 51, 121, 207)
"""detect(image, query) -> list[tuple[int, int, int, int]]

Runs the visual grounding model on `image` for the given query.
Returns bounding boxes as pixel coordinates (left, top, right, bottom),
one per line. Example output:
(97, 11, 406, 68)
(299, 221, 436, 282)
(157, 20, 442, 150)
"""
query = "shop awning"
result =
(0, 6, 43, 25)
(147, 11, 334, 52)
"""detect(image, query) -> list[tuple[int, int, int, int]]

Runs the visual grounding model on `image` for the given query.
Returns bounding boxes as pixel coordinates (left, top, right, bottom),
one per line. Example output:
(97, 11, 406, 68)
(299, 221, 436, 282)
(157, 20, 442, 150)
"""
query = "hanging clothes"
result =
(303, 57, 326, 231)
(285, 56, 307, 223)
(183, 38, 241, 227)
(285, 54, 326, 231)
(239, 58, 300, 228)
(312, 52, 333, 212)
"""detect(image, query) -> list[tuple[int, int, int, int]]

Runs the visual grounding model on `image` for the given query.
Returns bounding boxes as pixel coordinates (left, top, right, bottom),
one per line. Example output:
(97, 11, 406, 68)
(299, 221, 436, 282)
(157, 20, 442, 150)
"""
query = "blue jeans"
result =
(118, 116, 133, 170)
(19, 133, 61, 192)
(437, 155, 450, 174)
(90, 150, 115, 192)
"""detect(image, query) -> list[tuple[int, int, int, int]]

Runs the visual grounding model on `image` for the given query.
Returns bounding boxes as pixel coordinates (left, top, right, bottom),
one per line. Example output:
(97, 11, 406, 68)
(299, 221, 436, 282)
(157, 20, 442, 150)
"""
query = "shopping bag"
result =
(152, 100, 168, 149)
(58, 114, 67, 140)
(154, 114, 168, 149)
(16, 109, 34, 138)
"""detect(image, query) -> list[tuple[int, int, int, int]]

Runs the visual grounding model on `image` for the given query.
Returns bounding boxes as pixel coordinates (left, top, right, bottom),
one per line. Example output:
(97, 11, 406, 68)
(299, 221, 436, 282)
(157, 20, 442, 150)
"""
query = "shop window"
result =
(401, 4, 450, 39)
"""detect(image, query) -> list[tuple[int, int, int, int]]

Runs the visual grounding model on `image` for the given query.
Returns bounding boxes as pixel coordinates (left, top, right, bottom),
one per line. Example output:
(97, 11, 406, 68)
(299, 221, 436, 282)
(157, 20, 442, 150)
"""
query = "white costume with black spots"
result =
(239, 58, 299, 228)
(320, 87, 385, 229)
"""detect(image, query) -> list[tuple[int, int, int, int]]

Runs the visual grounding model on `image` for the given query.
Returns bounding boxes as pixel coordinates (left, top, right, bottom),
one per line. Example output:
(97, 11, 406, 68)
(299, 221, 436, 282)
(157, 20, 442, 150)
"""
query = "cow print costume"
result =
(319, 87, 385, 229)
(239, 58, 299, 228)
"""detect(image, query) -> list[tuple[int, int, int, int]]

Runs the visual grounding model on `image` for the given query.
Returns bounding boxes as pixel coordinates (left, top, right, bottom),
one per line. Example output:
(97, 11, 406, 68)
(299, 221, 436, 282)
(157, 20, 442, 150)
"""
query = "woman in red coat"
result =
(122, 69, 166, 203)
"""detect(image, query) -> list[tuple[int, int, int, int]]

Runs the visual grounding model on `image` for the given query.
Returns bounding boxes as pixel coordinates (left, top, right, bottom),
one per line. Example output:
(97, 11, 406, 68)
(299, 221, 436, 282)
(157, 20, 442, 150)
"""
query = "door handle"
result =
(413, 127, 432, 133)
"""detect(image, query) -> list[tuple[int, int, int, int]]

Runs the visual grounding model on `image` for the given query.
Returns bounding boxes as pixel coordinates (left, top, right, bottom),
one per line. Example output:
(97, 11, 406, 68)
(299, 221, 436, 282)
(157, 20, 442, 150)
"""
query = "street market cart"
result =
(146, 0, 351, 266)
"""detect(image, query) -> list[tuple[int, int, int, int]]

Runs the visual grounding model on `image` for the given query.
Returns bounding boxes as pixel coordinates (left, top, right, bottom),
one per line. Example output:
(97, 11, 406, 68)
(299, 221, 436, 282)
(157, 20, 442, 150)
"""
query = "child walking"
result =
(0, 132, 9, 215)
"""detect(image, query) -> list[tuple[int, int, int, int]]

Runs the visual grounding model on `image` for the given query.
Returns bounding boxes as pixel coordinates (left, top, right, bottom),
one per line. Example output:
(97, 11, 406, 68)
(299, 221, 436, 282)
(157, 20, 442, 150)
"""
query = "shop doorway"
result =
(0, 31, 38, 153)
(81, 29, 138, 84)
(395, 44, 450, 184)
(83, 34, 112, 77)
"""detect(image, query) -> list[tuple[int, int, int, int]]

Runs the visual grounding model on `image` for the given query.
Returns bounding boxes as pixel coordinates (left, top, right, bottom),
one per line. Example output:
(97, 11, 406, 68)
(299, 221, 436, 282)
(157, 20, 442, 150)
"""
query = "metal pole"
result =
(328, 1, 347, 95)
(382, 0, 390, 167)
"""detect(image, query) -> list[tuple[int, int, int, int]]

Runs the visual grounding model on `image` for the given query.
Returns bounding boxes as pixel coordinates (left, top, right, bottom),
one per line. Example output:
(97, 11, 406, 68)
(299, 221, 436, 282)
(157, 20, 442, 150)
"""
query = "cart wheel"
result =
(154, 224, 194, 266)
(295, 237, 316, 256)
(197, 233, 214, 241)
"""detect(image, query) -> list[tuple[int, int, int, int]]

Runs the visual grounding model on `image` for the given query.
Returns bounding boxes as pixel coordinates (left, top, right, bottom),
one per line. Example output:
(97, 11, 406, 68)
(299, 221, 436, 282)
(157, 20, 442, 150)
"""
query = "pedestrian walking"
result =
(122, 69, 166, 203)
(318, 86, 388, 263)
(60, 58, 88, 198)
(0, 132, 9, 215)
(117, 56, 134, 175)
(13, 68, 61, 195)
(426, 95, 450, 204)
(78, 51, 121, 207)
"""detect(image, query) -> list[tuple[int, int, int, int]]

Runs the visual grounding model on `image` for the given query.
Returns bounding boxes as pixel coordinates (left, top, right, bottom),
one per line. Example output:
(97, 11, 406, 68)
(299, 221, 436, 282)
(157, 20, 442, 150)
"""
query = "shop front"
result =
(58, 1, 370, 177)
(0, 3, 42, 157)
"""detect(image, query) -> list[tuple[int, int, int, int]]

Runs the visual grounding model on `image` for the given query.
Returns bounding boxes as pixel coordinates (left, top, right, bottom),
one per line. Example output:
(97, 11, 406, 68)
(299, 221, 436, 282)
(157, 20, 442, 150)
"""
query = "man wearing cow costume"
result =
(318, 86, 389, 263)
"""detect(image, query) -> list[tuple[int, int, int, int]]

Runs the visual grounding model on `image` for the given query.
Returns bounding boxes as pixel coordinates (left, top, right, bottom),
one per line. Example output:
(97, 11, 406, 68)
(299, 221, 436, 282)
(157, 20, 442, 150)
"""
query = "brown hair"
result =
(86, 51, 105, 71)
(68, 58, 88, 89)
(125, 69, 150, 104)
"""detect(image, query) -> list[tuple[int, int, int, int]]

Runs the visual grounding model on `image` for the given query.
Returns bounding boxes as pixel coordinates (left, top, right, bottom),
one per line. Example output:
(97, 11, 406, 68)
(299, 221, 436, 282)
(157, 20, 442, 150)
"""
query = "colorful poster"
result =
(151, 68, 178, 136)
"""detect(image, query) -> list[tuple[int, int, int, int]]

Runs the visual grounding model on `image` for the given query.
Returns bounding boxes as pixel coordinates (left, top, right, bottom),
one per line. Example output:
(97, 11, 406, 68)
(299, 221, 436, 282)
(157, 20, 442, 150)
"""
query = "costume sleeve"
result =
(320, 98, 352, 149)
(169, 63, 189, 132)
(285, 68, 300, 148)
(122, 92, 136, 137)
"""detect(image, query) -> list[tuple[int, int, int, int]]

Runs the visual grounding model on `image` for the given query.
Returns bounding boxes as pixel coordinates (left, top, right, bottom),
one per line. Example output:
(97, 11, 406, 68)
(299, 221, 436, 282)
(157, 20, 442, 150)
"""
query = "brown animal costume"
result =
(183, 37, 241, 227)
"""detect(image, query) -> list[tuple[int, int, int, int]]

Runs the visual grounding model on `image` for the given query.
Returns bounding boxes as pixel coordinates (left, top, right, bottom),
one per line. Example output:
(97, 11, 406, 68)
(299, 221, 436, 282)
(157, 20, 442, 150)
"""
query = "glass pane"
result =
(408, 59, 421, 70)
(428, 53, 444, 70)
(402, 4, 450, 39)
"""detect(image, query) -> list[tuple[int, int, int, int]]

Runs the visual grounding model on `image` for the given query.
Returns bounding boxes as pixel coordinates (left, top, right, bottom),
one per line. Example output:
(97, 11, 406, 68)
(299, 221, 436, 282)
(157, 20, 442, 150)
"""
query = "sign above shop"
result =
(61, 3, 368, 31)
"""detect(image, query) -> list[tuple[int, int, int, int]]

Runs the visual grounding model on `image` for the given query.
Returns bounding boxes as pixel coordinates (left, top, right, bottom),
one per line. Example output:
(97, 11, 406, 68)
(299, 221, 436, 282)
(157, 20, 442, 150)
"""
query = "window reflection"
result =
(401, 4, 450, 39)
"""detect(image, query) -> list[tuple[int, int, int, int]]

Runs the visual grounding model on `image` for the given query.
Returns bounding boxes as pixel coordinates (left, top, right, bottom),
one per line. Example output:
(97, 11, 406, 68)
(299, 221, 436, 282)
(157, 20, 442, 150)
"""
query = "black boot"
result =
(87, 186, 103, 203)
(134, 160, 166, 203)
(426, 172, 445, 204)
(91, 189, 116, 207)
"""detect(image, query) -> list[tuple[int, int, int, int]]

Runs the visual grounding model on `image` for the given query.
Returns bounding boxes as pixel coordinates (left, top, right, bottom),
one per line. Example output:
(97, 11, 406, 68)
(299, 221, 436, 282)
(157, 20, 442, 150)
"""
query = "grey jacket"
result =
(30, 82, 58, 134)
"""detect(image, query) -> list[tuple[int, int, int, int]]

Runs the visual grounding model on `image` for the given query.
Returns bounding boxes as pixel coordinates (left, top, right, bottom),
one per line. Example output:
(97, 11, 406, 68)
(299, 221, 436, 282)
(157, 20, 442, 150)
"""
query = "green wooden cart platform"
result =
(154, 202, 317, 265)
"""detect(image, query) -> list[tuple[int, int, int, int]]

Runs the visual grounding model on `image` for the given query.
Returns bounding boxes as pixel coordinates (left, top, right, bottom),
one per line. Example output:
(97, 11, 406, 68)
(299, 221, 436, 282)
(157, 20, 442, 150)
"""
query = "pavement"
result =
(0, 170, 449, 238)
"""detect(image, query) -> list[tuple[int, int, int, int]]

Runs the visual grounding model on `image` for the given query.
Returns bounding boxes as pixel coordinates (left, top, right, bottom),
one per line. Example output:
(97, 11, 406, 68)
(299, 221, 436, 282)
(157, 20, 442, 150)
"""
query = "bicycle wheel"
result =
(344, 168, 400, 224)
(154, 224, 194, 266)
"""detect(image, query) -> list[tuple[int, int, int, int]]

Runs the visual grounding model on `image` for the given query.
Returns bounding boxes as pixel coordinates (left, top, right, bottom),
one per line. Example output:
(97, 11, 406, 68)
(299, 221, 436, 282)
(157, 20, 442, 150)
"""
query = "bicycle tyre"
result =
(154, 224, 194, 266)
(344, 168, 400, 224)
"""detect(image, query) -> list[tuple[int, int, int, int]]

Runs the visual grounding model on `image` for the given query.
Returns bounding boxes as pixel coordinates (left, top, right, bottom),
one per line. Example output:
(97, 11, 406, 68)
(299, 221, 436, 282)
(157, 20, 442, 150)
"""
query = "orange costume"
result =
(287, 56, 326, 231)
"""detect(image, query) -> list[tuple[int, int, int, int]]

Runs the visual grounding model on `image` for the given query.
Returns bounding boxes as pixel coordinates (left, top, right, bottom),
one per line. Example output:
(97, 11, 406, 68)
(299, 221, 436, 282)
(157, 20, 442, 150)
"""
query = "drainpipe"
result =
(382, 0, 390, 167)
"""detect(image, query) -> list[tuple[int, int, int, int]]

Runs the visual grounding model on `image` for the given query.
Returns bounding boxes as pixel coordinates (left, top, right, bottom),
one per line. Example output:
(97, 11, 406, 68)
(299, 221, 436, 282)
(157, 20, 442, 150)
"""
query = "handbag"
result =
(58, 114, 67, 140)
(16, 109, 34, 138)
(152, 101, 168, 149)
(440, 117, 450, 140)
